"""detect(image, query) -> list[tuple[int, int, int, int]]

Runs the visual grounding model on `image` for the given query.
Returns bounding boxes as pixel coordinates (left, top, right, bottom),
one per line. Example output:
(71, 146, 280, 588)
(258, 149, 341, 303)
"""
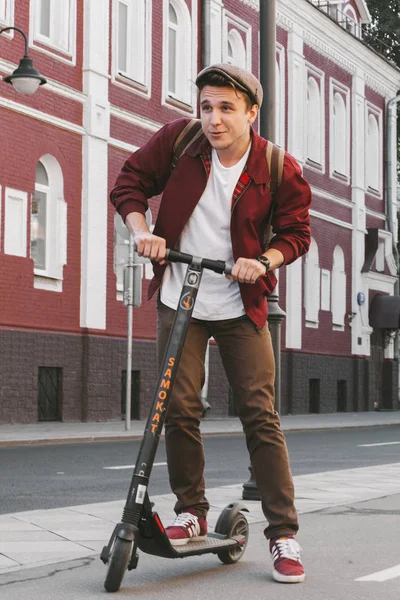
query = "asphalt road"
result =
(1, 425, 399, 514)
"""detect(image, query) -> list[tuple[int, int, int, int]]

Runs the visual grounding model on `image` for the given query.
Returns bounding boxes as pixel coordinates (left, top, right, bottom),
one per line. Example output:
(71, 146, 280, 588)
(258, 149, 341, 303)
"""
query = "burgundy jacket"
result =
(111, 118, 312, 329)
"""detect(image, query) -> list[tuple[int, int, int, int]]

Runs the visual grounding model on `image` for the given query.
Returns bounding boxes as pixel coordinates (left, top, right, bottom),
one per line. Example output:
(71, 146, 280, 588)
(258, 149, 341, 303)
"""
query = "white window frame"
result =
(329, 79, 350, 182)
(304, 64, 325, 172)
(365, 101, 383, 197)
(4, 187, 27, 257)
(305, 238, 321, 327)
(321, 269, 331, 311)
(276, 44, 285, 148)
(31, 155, 67, 286)
(222, 10, 252, 71)
(112, 0, 152, 97)
(162, 0, 197, 111)
(0, 0, 14, 28)
(30, 0, 77, 65)
(331, 245, 346, 329)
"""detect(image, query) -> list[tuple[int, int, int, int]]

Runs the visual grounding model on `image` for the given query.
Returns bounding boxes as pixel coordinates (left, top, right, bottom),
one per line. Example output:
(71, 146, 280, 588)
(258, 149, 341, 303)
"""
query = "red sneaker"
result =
(166, 511, 208, 546)
(269, 536, 305, 583)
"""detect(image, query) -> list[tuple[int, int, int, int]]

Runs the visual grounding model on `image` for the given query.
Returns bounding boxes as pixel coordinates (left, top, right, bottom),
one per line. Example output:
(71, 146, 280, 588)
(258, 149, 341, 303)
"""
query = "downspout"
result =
(202, 0, 211, 68)
(386, 92, 400, 362)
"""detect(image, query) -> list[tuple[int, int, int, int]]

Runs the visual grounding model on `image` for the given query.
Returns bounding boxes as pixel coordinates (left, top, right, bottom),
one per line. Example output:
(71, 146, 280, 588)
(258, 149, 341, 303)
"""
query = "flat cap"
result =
(195, 63, 263, 107)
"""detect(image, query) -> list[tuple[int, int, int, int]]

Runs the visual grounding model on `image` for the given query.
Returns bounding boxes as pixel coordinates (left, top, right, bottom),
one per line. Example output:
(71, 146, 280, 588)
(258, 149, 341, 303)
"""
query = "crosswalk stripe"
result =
(103, 462, 167, 470)
(358, 441, 400, 447)
(356, 564, 400, 582)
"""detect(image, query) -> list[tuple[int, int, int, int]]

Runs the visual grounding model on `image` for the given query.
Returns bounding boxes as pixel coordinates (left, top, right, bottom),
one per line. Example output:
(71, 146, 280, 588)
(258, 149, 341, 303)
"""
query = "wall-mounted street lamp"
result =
(0, 26, 46, 95)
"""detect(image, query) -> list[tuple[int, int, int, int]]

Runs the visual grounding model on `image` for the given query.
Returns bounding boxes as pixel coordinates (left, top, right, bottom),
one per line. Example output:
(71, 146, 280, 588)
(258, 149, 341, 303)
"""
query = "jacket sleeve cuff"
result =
(269, 239, 296, 265)
(119, 200, 147, 223)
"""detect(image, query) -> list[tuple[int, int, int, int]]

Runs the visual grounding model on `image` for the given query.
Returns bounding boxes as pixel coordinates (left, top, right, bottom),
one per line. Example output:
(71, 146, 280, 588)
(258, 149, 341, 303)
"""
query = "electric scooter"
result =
(100, 248, 249, 593)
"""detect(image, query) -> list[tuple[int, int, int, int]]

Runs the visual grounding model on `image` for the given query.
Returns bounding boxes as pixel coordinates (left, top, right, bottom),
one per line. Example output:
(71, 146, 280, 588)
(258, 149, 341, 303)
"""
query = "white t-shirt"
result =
(160, 144, 251, 320)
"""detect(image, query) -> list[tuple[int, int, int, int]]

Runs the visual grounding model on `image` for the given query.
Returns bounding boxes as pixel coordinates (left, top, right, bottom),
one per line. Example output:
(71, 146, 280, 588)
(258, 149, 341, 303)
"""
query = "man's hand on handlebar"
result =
(227, 257, 266, 284)
(133, 232, 167, 264)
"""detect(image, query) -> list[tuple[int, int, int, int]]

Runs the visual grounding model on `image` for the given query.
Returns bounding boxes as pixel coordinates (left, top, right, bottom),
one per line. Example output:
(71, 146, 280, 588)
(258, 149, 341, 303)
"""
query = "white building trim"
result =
(329, 78, 351, 183)
(0, 96, 85, 135)
(310, 209, 353, 230)
(110, 105, 162, 134)
(286, 258, 303, 348)
(4, 187, 27, 257)
(0, 0, 14, 28)
(80, 0, 110, 330)
(222, 9, 252, 70)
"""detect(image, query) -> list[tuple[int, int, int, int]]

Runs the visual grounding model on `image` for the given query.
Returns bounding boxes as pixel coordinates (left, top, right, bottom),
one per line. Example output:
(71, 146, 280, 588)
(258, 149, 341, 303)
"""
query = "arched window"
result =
(31, 156, 67, 279)
(333, 92, 347, 175)
(167, 0, 192, 104)
(344, 5, 359, 37)
(307, 77, 322, 164)
(305, 238, 320, 325)
(226, 29, 246, 69)
(332, 246, 346, 327)
(366, 114, 380, 191)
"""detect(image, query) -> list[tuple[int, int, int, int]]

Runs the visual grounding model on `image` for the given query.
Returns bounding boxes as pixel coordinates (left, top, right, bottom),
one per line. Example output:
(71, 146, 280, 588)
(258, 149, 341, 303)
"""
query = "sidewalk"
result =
(0, 410, 399, 447)
(1, 462, 400, 576)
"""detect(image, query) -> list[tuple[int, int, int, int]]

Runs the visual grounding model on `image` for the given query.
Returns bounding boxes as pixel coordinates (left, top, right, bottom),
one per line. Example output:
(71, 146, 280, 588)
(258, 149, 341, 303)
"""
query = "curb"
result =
(0, 421, 399, 447)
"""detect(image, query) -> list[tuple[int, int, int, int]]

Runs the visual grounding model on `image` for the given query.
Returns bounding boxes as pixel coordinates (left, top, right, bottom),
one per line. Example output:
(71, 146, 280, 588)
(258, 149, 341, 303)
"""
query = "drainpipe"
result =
(202, 0, 211, 68)
(386, 92, 400, 363)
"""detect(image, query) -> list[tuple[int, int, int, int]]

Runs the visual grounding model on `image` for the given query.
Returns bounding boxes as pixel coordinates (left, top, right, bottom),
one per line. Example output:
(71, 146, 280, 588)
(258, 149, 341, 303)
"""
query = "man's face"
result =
(199, 85, 258, 154)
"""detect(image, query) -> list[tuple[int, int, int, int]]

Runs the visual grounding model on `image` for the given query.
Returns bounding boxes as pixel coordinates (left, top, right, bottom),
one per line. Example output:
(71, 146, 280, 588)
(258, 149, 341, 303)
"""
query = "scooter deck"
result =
(137, 515, 246, 559)
(173, 534, 245, 556)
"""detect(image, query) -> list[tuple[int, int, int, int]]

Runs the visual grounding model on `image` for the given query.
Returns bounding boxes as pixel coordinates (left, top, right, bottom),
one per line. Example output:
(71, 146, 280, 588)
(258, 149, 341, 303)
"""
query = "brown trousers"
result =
(157, 300, 299, 539)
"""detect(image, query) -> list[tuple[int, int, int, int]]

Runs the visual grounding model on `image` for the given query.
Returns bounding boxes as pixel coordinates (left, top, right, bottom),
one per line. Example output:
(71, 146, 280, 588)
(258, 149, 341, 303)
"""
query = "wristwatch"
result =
(256, 255, 271, 274)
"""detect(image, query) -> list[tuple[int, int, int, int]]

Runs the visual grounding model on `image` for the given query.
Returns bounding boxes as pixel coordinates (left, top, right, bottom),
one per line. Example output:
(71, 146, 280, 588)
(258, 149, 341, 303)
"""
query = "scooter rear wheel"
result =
(104, 537, 133, 593)
(215, 508, 249, 564)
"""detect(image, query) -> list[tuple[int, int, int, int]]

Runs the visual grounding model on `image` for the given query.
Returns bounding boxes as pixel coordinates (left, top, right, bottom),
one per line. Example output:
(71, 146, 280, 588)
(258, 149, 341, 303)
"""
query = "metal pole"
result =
(124, 236, 134, 431)
(243, 0, 286, 501)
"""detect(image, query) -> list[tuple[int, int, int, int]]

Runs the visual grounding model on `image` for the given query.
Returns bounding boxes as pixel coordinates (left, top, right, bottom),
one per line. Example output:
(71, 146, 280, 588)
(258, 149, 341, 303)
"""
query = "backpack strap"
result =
(264, 141, 285, 250)
(171, 119, 204, 170)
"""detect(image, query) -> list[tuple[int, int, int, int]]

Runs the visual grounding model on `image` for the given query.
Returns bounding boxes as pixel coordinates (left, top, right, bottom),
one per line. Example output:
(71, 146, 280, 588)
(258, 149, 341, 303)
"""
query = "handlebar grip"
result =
(165, 249, 193, 264)
(200, 258, 226, 275)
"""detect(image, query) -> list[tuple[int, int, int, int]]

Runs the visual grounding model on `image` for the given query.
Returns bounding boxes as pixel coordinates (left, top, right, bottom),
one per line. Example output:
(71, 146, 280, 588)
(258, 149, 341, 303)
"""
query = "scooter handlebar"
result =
(132, 243, 232, 275)
(165, 248, 232, 276)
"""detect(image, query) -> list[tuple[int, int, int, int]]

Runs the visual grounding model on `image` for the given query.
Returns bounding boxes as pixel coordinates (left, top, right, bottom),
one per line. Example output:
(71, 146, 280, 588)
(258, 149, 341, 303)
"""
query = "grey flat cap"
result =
(195, 63, 263, 107)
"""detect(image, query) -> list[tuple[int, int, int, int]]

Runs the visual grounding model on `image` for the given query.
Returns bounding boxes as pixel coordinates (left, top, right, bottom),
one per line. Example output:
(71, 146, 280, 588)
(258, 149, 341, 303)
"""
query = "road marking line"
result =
(103, 462, 167, 470)
(358, 441, 400, 447)
(356, 564, 400, 582)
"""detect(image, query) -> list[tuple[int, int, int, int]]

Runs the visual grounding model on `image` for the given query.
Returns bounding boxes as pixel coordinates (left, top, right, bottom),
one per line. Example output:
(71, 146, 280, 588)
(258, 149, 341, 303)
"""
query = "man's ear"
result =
(248, 104, 258, 125)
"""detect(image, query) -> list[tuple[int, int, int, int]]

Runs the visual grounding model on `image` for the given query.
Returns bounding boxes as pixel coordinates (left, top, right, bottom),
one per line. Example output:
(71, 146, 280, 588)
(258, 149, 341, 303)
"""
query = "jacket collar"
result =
(184, 126, 269, 185)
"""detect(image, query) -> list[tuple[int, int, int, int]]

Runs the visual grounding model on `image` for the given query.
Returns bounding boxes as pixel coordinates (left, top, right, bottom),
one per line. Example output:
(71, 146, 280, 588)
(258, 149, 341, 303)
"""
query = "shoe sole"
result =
(169, 535, 207, 547)
(273, 569, 305, 583)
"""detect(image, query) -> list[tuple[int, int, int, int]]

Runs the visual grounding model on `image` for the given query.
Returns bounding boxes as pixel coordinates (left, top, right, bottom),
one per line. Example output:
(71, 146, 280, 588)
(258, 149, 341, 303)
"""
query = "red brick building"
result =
(1, 0, 399, 424)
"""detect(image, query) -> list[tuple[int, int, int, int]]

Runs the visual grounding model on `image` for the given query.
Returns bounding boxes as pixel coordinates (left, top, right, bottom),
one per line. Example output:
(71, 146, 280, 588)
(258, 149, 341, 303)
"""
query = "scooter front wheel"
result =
(215, 507, 249, 565)
(104, 537, 133, 593)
